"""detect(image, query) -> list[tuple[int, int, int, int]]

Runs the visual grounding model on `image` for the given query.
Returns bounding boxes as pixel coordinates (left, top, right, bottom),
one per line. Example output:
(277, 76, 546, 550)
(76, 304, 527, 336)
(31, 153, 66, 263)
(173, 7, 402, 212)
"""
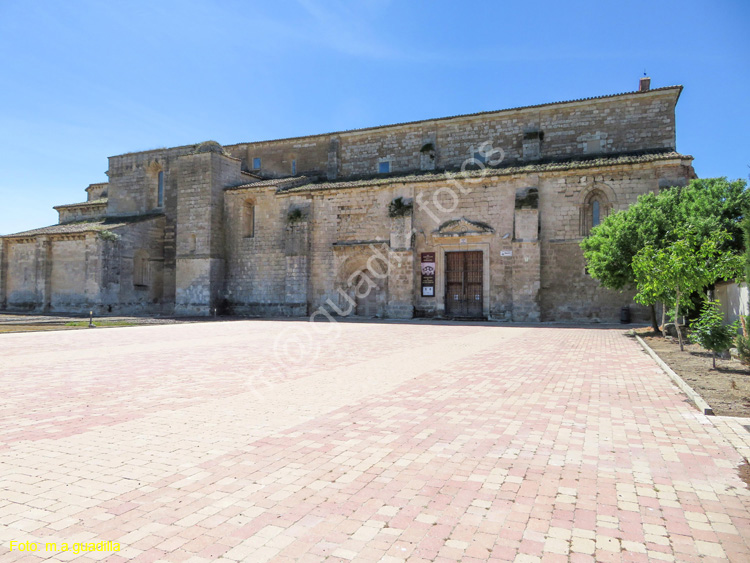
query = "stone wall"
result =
(86, 182, 108, 201)
(101, 216, 167, 314)
(225, 137, 330, 179)
(307, 186, 402, 316)
(5, 240, 39, 310)
(716, 281, 749, 327)
(174, 151, 244, 315)
(224, 186, 311, 316)
(3, 235, 100, 313)
(56, 203, 107, 224)
(107, 146, 192, 217)
(338, 89, 679, 177)
(221, 88, 679, 181)
(49, 237, 90, 310)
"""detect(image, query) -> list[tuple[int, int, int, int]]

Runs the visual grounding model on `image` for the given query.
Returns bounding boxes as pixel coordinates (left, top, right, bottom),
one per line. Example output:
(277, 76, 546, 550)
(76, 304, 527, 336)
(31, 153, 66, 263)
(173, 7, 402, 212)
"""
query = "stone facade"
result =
(0, 81, 696, 321)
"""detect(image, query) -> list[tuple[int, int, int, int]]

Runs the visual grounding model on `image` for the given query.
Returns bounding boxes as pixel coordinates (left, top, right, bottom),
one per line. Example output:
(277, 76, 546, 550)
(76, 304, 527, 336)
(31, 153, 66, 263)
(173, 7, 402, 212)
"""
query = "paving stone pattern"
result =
(1, 321, 749, 562)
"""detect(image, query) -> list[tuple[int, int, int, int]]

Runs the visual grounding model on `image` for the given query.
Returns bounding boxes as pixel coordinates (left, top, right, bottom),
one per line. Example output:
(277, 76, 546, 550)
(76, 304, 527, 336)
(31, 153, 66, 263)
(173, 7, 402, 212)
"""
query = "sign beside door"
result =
(421, 252, 435, 297)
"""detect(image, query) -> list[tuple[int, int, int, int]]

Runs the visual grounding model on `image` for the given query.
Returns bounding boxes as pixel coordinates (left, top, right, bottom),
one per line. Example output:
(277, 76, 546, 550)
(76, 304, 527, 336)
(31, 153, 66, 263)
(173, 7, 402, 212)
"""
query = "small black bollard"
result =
(88, 310, 95, 328)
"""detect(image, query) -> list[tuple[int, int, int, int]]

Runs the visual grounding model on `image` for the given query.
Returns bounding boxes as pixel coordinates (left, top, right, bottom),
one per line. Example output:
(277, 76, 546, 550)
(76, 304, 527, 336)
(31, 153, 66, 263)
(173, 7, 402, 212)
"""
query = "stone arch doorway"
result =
(334, 247, 389, 318)
(348, 272, 381, 317)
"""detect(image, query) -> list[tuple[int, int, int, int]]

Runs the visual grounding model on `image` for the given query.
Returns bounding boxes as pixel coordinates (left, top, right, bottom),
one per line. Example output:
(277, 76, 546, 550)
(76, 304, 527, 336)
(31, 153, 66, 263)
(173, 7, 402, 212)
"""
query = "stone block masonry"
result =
(0, 81, 695, 320)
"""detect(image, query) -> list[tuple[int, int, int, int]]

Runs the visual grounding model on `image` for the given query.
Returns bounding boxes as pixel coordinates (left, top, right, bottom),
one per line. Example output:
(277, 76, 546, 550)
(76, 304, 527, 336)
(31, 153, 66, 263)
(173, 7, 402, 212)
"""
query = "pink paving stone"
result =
(2, 321, 750, 562)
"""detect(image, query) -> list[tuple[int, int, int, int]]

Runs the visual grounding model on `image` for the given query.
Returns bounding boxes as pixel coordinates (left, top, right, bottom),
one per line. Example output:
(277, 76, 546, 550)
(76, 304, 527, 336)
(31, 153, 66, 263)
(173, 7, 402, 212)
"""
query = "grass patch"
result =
(0, 325, 80, 333)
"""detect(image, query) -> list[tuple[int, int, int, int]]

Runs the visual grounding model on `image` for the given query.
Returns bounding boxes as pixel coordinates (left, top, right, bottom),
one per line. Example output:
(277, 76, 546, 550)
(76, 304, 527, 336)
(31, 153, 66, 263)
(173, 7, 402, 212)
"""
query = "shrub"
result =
(287, 208, 305, 223)
(388, 197, 413, 218)
(692, 299, 738, 368)
(98, 230, 120, 242)
(737, 315, 750, 366)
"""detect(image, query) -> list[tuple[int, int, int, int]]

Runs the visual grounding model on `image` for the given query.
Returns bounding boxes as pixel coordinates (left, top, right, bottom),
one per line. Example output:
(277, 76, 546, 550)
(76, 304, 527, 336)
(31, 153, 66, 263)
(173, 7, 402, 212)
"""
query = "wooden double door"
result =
(445, 251, 483, 318)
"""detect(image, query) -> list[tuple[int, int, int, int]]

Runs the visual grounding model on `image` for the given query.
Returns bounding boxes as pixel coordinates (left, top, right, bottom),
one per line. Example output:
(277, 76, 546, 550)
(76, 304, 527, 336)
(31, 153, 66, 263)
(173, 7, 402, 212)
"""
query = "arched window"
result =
(133, 250, 149, 286)
(581, 189, 610, 236)
(592, 200, 600, 227)
(244, 201, 255, 238)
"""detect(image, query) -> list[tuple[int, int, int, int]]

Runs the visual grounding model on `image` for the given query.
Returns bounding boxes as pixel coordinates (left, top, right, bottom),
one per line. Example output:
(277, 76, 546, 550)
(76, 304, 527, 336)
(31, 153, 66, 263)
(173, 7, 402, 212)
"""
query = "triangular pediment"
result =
(435, 217, 494, 236)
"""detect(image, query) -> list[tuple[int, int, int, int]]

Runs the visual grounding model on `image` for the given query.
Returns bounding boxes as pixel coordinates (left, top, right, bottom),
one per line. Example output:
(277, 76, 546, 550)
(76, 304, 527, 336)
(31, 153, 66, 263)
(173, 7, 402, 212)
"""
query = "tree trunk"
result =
(712, 351, 716, 369)
(661, 302, 667, 336)
(675, 291, 684, 351)
(650, 304, 659, 332)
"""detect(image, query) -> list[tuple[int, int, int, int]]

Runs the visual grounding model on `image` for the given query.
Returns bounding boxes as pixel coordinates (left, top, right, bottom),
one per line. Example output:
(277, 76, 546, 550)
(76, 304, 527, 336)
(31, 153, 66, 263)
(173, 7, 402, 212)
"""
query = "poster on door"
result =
(421, 252, 435, 297)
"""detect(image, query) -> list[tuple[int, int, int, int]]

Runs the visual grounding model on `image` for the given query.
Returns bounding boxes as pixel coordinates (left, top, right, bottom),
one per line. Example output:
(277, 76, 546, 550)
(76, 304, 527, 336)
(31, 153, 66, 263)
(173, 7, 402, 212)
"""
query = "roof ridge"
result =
(277, 151, 692, 194)
(53, 198, 108, 210)
(1, 213, 163, 238)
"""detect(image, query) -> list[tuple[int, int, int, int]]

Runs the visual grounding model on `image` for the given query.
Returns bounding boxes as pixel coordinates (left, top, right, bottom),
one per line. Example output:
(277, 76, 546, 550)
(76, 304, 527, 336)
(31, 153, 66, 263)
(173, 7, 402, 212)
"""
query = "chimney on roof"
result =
(639, 76, 651, 92)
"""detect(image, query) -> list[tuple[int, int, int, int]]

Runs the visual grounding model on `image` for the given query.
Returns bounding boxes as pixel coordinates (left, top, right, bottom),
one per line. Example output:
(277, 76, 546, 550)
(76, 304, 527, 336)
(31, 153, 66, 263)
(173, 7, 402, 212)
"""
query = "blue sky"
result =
(0, 0, 748, 234)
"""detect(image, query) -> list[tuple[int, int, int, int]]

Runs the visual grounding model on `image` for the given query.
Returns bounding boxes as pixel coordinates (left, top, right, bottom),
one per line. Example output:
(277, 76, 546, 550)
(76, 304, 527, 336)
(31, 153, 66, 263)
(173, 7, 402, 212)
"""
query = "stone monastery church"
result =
(0, 78, 695, 321)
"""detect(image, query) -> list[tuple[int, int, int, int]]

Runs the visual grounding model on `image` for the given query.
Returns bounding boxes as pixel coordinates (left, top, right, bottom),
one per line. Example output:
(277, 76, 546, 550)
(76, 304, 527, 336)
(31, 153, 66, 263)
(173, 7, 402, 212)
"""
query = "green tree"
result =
(632, 229, 742, 351)
(581, 192, 677, 329)
(581, 178, 748, 329)
(742, 212, 750, 282)
(692, 300, 738, 368)
(675, 178, 749, 255)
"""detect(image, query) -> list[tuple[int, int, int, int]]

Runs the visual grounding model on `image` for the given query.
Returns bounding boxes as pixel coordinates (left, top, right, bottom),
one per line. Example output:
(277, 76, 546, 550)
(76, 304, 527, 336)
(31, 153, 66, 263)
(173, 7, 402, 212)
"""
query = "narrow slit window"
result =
(244, 202, 255, 238)
(133, 251, 149, 286)
(592, 200, 600, 227)
(291, 159, 297, 175)
(157, 171, 164, 208)
(252, 157, 261, 169)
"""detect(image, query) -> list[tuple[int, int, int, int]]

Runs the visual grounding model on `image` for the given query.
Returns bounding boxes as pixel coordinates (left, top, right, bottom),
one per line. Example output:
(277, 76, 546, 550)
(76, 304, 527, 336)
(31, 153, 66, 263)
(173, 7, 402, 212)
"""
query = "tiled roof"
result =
(2, 214, 162, 239)
(225, 176, 310, 191)
(53, 198, 108, 210)
(277, 151, 692, 194)
(223, 86, 683, 148)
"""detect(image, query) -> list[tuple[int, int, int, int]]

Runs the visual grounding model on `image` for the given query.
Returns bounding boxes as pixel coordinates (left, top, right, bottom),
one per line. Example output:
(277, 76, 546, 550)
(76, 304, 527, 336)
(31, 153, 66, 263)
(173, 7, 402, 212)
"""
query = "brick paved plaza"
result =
(2, 321, 750, 562)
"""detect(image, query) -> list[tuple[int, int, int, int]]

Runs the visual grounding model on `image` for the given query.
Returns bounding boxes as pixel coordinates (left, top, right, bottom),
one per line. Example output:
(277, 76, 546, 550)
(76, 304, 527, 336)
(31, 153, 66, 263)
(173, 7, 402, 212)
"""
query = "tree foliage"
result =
(742, 213, 750, 282)
(581, 178, 748, 288)
(632, 229, 742, 350)
(580, 178, 748, 329)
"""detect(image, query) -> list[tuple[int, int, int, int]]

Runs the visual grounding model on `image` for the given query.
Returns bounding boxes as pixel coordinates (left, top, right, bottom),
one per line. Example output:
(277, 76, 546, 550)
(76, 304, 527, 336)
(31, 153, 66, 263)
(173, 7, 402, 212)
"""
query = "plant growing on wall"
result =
(420, 143, 435, 161)
(692, 300, 738, 368)
(98, 230, 120, 242)
(287, 208, 305, 223)
(388, 196, 413, 218)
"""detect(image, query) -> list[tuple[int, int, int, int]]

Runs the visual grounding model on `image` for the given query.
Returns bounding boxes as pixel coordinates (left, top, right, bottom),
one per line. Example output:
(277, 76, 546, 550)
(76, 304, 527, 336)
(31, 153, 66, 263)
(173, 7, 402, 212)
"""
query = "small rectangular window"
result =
(472, 151, 487, 165)
(378, 161, 390, 174)
(252, 157, 261, 169)
(291, 159, 296, 175)
(584, 139, 602, 154)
